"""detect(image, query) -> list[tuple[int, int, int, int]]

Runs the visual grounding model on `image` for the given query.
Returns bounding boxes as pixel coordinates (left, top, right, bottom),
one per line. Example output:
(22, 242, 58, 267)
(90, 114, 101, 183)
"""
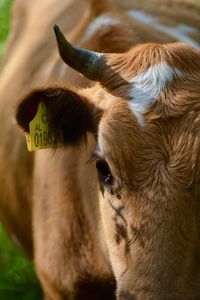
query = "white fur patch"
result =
(128, 10, 200, 49)
(82, 15, 120, 42)
(129, 62, 182, 126)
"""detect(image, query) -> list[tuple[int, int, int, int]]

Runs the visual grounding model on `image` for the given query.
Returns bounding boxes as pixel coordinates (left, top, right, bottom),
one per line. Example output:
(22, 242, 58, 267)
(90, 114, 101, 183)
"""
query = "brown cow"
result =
(2, 0, 200, 299)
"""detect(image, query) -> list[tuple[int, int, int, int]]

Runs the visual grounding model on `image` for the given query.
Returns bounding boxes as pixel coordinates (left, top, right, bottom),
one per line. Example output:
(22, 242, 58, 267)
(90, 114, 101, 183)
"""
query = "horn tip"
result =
(53, 24, 60, 35)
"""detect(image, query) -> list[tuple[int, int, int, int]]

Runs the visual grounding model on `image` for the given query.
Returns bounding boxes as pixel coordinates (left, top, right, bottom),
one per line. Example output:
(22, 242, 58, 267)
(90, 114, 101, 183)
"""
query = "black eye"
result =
(96, 159, 113, 185)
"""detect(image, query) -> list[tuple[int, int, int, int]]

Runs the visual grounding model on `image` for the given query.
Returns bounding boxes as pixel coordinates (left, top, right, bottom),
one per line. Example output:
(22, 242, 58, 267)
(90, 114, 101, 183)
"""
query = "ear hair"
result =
(16, 86, 102, 147)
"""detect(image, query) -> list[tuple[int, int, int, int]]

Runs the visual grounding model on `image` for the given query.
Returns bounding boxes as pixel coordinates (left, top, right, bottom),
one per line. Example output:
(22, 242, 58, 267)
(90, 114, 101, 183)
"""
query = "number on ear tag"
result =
(26, 102, 56, 151)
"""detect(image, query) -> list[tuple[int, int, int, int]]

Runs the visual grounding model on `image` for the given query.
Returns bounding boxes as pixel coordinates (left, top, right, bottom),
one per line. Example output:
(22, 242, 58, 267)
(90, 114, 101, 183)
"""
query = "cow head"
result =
(16, 27, 200, 299)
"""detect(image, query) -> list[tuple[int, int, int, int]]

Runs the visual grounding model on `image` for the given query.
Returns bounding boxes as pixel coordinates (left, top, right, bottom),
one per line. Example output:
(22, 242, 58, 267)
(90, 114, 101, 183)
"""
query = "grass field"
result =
(0, 0, 43, 299)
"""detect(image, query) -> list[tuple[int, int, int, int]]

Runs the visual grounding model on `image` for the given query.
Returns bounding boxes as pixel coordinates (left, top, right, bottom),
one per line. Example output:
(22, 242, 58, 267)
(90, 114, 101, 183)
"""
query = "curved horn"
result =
(53, 25, 105, 81)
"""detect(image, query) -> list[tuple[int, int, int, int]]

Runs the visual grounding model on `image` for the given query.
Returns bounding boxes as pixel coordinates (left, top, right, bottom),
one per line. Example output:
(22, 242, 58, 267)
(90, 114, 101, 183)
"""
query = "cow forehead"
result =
(98, 43, 200, 125)
(119, 46, 200, 90)
(93, 43, 200, 174)
(128, 61, 182, 126)
(107, 42, 200, 83)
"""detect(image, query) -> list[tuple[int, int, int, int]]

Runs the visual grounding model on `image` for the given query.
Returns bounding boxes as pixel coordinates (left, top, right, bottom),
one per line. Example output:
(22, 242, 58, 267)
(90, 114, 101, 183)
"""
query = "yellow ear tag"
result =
(26, 102, 56, 151)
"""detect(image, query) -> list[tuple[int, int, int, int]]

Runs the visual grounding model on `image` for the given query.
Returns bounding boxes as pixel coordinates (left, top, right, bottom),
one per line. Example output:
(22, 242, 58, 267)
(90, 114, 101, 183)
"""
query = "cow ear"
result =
(16, 86, 101, 146)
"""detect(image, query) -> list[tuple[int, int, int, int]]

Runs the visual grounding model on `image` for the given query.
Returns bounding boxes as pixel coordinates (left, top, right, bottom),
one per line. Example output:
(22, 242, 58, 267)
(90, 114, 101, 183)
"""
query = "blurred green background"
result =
(0, 0, 43, 299)
(0, 225, 42, 300)
(0, 0, 13, 56)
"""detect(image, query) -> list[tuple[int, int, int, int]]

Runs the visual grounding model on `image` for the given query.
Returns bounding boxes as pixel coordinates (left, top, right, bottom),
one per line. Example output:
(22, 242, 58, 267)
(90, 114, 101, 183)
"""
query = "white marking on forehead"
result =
(128, 10, 200, 49)
(82, 14, 120, 42)
(129, 62, 182, 126)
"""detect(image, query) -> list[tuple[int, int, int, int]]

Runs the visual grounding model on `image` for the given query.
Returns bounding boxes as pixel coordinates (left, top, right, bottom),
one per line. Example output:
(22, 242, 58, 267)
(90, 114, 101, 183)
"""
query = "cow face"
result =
(93, 43, 200, 299)
(16, 31, 200, 299)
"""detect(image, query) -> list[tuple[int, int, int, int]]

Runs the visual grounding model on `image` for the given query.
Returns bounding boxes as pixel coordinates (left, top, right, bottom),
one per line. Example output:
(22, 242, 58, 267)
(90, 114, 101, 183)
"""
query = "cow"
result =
(1, 0, 200, 299)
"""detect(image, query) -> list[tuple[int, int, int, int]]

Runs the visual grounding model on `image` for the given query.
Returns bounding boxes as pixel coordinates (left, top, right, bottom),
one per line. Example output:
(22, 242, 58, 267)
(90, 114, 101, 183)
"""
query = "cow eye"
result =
(96, 159, 113, 185)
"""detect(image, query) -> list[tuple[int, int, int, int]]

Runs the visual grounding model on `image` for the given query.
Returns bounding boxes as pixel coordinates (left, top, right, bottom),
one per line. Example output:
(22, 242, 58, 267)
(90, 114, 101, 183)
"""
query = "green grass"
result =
(0, 1, 43, 299)
(0, 0, 14, 56)
(0, 225, 43, 300)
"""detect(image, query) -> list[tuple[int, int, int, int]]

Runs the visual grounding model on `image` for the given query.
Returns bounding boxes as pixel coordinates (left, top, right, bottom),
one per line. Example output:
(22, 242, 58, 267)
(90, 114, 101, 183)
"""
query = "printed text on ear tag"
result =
(26, 102, 56, 151)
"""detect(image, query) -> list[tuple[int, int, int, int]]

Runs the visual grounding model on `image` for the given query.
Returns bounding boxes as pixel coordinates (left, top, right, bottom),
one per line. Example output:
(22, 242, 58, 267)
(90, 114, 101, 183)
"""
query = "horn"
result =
(53, 25, 105, 81)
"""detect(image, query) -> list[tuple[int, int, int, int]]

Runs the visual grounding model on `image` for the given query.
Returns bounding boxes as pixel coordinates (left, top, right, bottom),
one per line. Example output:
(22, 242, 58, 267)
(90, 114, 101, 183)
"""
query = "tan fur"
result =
(1, 0, 200, 299)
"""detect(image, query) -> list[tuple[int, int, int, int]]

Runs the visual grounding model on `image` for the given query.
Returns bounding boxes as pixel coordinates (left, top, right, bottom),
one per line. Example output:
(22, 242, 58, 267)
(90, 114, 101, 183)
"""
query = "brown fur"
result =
(1, 0, 200, 299)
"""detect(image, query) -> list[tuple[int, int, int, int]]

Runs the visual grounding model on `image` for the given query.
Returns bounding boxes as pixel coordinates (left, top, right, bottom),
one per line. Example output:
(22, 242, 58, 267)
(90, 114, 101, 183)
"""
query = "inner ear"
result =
(16, 86, 102, 146)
